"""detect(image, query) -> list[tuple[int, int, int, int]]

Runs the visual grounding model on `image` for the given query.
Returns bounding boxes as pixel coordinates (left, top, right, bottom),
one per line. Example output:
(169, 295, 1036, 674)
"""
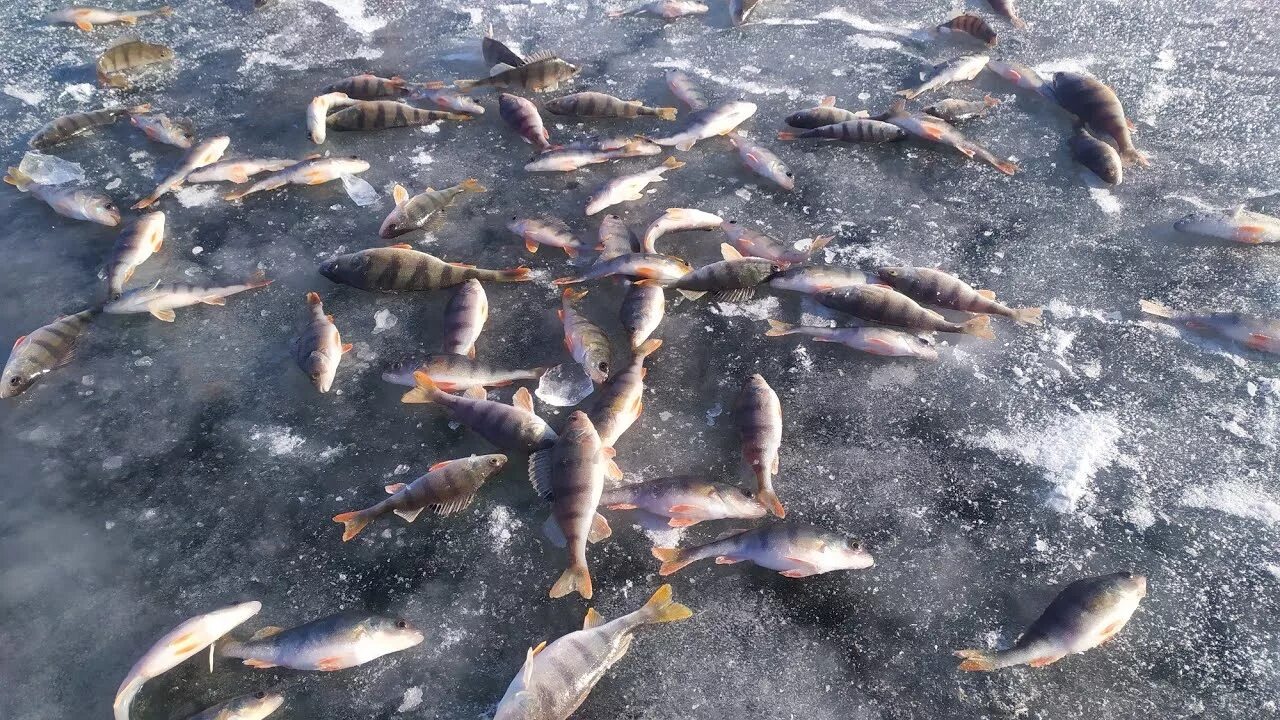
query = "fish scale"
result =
(322, 74, 406, 99)
(2, 308, 99, 398)
(1052, 72, 1147, 165)
(402, 374, 558, 453)
(441, 279, 488, 357)
(499, 93, 553, 152)
(30, 105, 150, 149)
(735, 374, 785, 518)
(542, 412, 609, 599)
(545, 91, 677, 120)
(589, 338, 661, 447)
(326, 101, 470, 131)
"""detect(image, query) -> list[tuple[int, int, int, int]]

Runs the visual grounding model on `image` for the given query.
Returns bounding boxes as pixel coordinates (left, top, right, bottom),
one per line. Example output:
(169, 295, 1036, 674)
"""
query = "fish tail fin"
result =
(562, 287, 589, 303)
(776, 131, 797, 141)
(549, 564, 593, 599)
(454, 78, 479, 92)
(158, 5, 175, 15)
(245, 271, 272, 289)
(764, 319, 795, 337)
(651, 547, 694, 576)
(961, 314, 995, 340)
(1013, 306, 1043, 326)
(662, 156, 685, 170)
(808, 234, 833, 252)
(551, 276, 581, 286)
(954, 649, 997, 672)
(401, 371, 442, 404)
(500, 266, 532, 282)
(128, 103, 153, 115)
(1123, 148, 1150, 167)
(656, 106, 678, 121)
(4, 166, 32, 190)
(640, 583, 693, 624)
(995, 160, 1018, 175)
(634, 338, 662, 358)
(756, 489, 786, 518)
(460, 177, 487, 193)
(1139, 299, 1174, 318)
(331, 510, 371, 542)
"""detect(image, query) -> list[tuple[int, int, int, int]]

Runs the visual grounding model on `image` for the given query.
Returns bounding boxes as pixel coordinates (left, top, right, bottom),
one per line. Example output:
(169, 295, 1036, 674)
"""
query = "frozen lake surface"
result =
(2, 0, 1279, 718)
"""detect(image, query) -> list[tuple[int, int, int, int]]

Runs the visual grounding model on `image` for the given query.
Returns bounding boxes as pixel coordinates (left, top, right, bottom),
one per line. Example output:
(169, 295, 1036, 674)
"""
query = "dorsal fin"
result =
(249, 626, 283, 641)
(389, 243, 414, 249)
(392, 184, 408, 205)
(720, 243, 744, 261)
(583, 608, 606, 630)
(428, 459, 455, 472)
(820, 95, 836, 107)
(523, 50, 560, 63)
(512, 386, 534, 412)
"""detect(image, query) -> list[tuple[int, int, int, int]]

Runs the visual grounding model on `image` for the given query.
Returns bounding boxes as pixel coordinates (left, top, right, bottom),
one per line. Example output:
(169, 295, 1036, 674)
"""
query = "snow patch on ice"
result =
(1088, 186, 1122, 214)
(58, 83, 95, 102)
(175, 185, 220, 208)
(488, 505, 521, 550)
(240, 50, 308, 72)
(249, 426, 307, 456)
(4, 85, 45, 106)
(372, 308, 398, 334)
(396, 686, 423, 713)
(1181, 481, 1280, 526)
(813, 8, 915, 37)
(309, 0, 387, 34)
(707, 296, 779, 320)
(652, 59, 801, 100)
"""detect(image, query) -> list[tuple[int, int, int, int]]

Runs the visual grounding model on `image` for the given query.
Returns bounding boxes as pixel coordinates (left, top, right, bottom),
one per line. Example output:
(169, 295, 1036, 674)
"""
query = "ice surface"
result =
(535, 362, 595, 406)
(340, 173, 380, 207)
(18, 152, 84, 186)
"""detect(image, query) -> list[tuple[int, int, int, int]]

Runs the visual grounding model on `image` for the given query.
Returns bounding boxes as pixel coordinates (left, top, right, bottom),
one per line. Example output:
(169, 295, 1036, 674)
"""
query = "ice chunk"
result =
(372, 308, 397, 334)
(59, 83, 95, 102)
(396, 686, 423, 713)
(3, 85, 45, 106)
(341, 173, 379, 207)
(18, 152, 84, 186)
(535, 363, 594, 407)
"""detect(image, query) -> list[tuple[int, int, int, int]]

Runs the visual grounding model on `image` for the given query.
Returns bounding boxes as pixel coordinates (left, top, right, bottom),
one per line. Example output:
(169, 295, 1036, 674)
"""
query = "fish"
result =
(406, 83, 487, 114)
(104, 274, 272, 322)
(882, 102, 1017, 175)
(722, 221, 832, 266)
(332, 454, 509, 540)
(896, 55, 990, 100)
(585, 157, 685, 215)
(620, 282, 665, 349)
(2, 308, 99, 399)
(651, 101, 757, 151)
(455, 53, 580, 93)
(597, 214, 641, 262)
(671, 244, 782, 302)
(601, 476, 765, 527)
(47, 5, 173, 31)
(560, 288, 613, 384)
(379, 179, 486, 238)
(922, 95, 1000, 124)
(499, 93, 553, 152)
(482, 24, 526, 69)
(186, 691, 284, 720)
(524, 139, 662, 172)
(493, 585, 691, 720)
(382, 354, 548, 391)
(764, 320, 939, 359)
(767, 264, 879, 294)
(1174, 205, 1280, 245)
(937, 13, 998, 45)
(641, 208, 722, 254)
(589, 338, 661, 447)
(325, 101, 472, 131)
(1052, 71, 1147, 166)
(29, 104, 150, 148)
(956, 572, 1147, 671)
(291, 292, 350, 393)
(134, 135, 231, 209)
(1069, 128, 1123, 185)
(224, 156, 369, 201)
(114, 601, 262, 720)
(734, 373, 785, 518)
(216, 611, 424, 671)
(986, 0, 1026, 28)
(816, 284, 996, 338)
(555, 252, 692, 285)
(403, 374, 559, 453)
(131, 113, 195, 148)
(652, 523, 873, 576)
(509, 217, 587, 256)
(784, 96, 867, 129)
(877, 266, 1042, 325)
(96, 36, 175, 88)
(441, 279, 488, 357)
(545, 91, 678, 121)
(1139, 299, 1280, 354)
(106, 211, 165, 298)
(4, 167, 120, 225)
(730, 0, 764, 25)
(776, 118, 906, 143)
(320, 244, 528, 292)
(531, 411, 611, 599)
(306, 92, 359, 144)
(608, 0, 709, 18)
(985, 60, 1056, 101)
(665, 69, 708, 111)
(321, 74, 407, 99)
(728, 133, 794, 190)
(186, 157, 302, 184)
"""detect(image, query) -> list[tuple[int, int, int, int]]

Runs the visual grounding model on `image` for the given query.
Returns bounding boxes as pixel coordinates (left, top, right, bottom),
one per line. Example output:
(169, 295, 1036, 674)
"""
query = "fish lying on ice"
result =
(4, 166, 120, 225)
(103, 273, 272, 322)
(765, 320, 940, 359)
(1174, 205, 1280, 244)
(601, 476, 766, 527)
(216, 611, 424, 671)
(2, 308, 100, 399)
(653, 523, 873, 576)
(291, 292, 350, 393)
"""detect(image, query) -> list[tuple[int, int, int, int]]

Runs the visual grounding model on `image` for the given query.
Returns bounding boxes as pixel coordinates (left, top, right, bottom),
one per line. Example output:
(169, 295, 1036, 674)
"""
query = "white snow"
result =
(175, 185, 220, 208)
(1181, 481, 1280, 526)
(4, 85, 45, 105)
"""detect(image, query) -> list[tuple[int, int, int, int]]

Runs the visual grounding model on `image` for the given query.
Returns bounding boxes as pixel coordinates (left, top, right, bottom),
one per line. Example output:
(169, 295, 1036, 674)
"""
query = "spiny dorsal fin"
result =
(719, 243, 744, 261)
(512, 386, 534, 412)
(523, 50, 560, 64)
(528, 450, 554, 502)
(583, 607, 606, 630)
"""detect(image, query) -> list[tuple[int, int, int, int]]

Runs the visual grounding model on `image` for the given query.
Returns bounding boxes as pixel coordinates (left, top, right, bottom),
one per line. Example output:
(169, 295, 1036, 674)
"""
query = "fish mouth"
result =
(318, 260, 338, 279)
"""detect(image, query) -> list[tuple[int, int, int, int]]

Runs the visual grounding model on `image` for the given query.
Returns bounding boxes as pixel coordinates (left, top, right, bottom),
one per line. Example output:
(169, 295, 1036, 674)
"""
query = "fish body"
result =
(2, 308, 99, 398)
(407, 84, 486, 114)
(877, 266, 1042, 325)
(560, 289, 613, 384)
(320, 245, 527, 292)
(326, 101, 471, 131)
(589, 338, 661, 447)
(777, 118, 905, 143)
(441, 279, 488, 357)
(767, 264, 878, 294)
(29, 104, 149, 148)
(652, 101, 756, 151)
(665, 70, 708, 111)
(784, 98, 865, 129)
(131, 113, 195, 148)
(1174, 205, 1280, 245)
(524, 139, 661, 172)
(956, 572, 1147, 671)
(923, 95, 1000, 123)
(106, 211, 165, 297)
(601, 476, 765, 527)
(730, 0, 764, 24)
(986, 0, 1026, 28)
(729, 133, 793, 190)
(104, 274, 271, 322)
(499, 93, 553, 152)
(403, 374, 558, 452)
(608, 0, 709, 18)
(539, 411, 609, 599)
(455, 55, 580, 93)
(186, 158, 301, 184)
(671, 257, 781, 302)
(217, 612, 423, 671)
(1052, 72, 1146, 165)
(722, 221, 831, 266)
(186, 691, 284, 720)
(735, 374, 785, 517)
(134, 135, 231, 209)
(585, 156, 684, 215)
(642, 208, 722, 253)
(225, 156, 369, 201)
(620, 282, 665, 348)
(307, 92, 359, 144)
(555, 252, 691, 285)
(938, 13, 998, 45)
(382, 354, 547, 391)
(883, 106, 1016, 175)
(545, 91, 678, 120)
(816, 284, 996, 338)
(896, 55, 990, 100)
(597, 214, 640, 261)
(291, 292, 348, 393)
(97, 37, 174, 88)
(1069, 128, 1123, 185)
(985, 60, 1055, 101)
(1139, 300, 1280, 354)
(509, 217, 585, 256)
(380, 179, 486, 237)
(47, 5, 173, 31)
(321, 74, 406, 99)
(4, 167, 120, 225)
(653, 523, 873, 576)
(765, 321, 939, 359)
(332, 455, 508, 540)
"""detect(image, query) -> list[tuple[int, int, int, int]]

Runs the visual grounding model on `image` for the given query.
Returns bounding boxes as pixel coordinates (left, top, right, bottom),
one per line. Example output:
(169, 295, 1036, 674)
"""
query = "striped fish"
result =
(653, 523, 874, 576)
(131, 113, 194, 148)
(1052, 72, 1147, 166)
(508, 217, 586, 256)
(651, 101, 756, 151)
(2, 308, 99, 399)
(381, 353, 548, 391)
(407, 82, 486, 114)
(664, 69, 708, 111)
(29, 104, 150, 149)
(215, 612, 423, 671)
(777, 118, 905, 143)
(332, 455, 508, 540)
(764, 321, 940, 360)
(96, 36, 174, 88)
(326, 101, 472, 132)
(224, 156, 368, 201)
(106, 211, 166, 297)
(767, 264, 878, 294)
(545, 91, 677, 120)
(554, 252, 691, 286)
(134, 135, 231, 209)
(620, 281, 664, 349)
(597, 214, 639, 262)
(441, 279, 488, 357)
(291, 292, 350, 393)
(881, 102, 1017, 175)
(320, 244, 529, 292)
(321, 74, 407, 99)
(815, 283, 996, 338)
(589, 339, 661, 447)
(878, 266, 1042, 325)
(379, 179, 486, 238)
(103, 274, 272, 322)
(47, 5, 173, 31)
(534, 411, 611, 599)
(1139, 300, 1280, 355)
(669, 244, 782, 302)
(722, 221, 832, 266)
(186, 157, 301, 184)
(560, 289, 613, 384)
(601, 476, 765, 527)
(493, 585, 692, 720)
(585, 156, 685, 215)
(1070, 128, 1123, 185)
(306, 92, 358, 144)
(402, 374, 559, 453)
(455, 53, 580, 93)
(499, 93, 552, 152)
(735, 373, 785, 518)
(938, 13, 998, 45)
(728, 133, 793, 190)
(784, 96, 866, 129)
(922, 95, 1000, 124)
(523, 139, 661, 172)
(4, 167, 120, 226)
(186, 691, 283, 720)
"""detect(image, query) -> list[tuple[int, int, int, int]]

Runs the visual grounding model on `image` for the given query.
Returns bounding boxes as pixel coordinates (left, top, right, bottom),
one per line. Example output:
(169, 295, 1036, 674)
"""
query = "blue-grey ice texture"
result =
(1, 0, 1279, 719)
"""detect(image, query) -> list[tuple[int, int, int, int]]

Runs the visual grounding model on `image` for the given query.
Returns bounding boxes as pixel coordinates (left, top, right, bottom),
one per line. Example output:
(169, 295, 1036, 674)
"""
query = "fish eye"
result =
(395, 619, 408, 628)
(739, 487, 754, 497)
(254, 692, 267, 700)
(727, 219, 738, 225)
(489, 457, 502, 466)
(597, 361, 609, 373)
(105, 203, 117, 211)
(9, 377, 20, 386)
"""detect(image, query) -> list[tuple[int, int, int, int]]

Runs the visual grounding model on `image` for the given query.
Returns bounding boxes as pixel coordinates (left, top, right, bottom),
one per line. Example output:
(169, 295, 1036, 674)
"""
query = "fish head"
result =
(86, 195, 122, 226)
(303, 351, 336, 393)
(559, 59, 582, 78)
(379, 207, 410, 238)
(380, 358, 420, 386)
(156, 45, 176, 60)
(1, 344, 44, 399)
(832, 537, 875, 570)
(319, 252, 369, 284)
(718, 485, 769, 518)
(585, 354, 610, 384)
(1173, 213, 1210, 232)
(1104, 570, 1148, 599)
(363, 615, 426, 652)
(506, 217, 529, 235)
(561, 410, 602, 443)
(475, 453, 509, 474)
(226, 691, 285, 718)
(876, 266, 912, 286)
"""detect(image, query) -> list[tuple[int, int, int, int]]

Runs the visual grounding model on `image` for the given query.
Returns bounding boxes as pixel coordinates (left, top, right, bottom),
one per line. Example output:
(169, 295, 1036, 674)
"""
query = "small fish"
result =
(455, 53, 581, 93)
(735, 373, 785, 517)
(956, 572, 1147, 671)
(1052, 72, 1147, 166)
(482, 25, 526, 69)
(641, 207, 722, 253)
(382, 354, 547, 392)
(104, 274, 271, 322)
(380, 179, 486, 238)
(589, 338, 662, 447)
(406, 83, 486, 114)
(608, 0, 709, 18)
(114, 601, 262, 720)
(923, 95, 1000, 124)
(131, 113, 195, 148)
(730, 0, 764, 25)
(47, 5, 173, 31)
(225, 156, 369, 201)
(560, 288, 613, 384)
(555, 252, 692, 285)
(523, 139, 661, 172)
(291, 292, 350, 393)
(106, 211, 165, 297)
(403, 374, 558, 453)
(326, 101, 472, 132)
(816, 284, 996, 338)
(29, 104, 150, 148)
(670, 244, 782, 302)
(729, 133, 794, 190)
(509, 217, 586, 256)
(896, 55, 990, 100)
(985, 60, 1055, 101)
(722, 221, 832, 266)
(532, 411, 612, 599)
(306, 92, 359, 144)
(97, 36, 175, 88)
(665, 69, 708, 111)
(986, 0, 1026, 28)
(937, 13, 998, 45)
(765, 320, 939, 359)
(653, 523, 873, 576)
(441, 279, 488, 357)
(499, 93, 553, 152)
(186, 157, 302, 184)
(620, 281, 665, 349)
(1139, 299, 1280, 354)
(768, 264, 878, 294)
(332, 454, 509, 540)
(493, 585, 691, 720)
(652, 101, 757, 151)
(546, 91, 678, 121)
(877, 266, 1042, 325)
(320, 244, 528, 292)
(585, 156, 685, 215)
(882, 102, 1017, 175)
(784, 96, 866, 129)
(1069, 128, 1123, 185)
(2, 308, 99, 399)
(602, 476, 765, 527)
(597, 214, 640, 262)
(186, 691, 284, 720)
(216, 611, 423, 671)
(1174, 205, 1280, 245)
(4, 167, 120, 225)
(776, 118, 906, 143)
(321, 74, 407, 100)
(134, 135, 231, 209)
